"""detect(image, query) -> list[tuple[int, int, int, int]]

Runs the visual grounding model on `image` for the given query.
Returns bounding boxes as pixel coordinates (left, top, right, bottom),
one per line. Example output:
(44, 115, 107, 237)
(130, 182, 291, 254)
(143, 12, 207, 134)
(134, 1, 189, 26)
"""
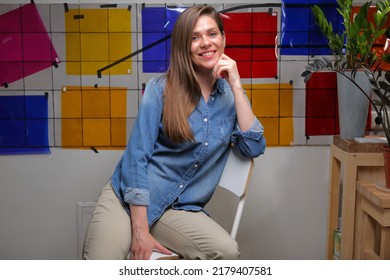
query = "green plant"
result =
(364, 65, 390, 144)
(310, 0, 390, 71)
(301, 0, 390, 144)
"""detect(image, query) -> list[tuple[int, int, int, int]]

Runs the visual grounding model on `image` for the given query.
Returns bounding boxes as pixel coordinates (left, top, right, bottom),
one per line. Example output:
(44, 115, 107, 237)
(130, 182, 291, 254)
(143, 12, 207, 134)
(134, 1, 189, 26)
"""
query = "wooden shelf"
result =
(356, 182, 390, 259)
(327, 136, 384, 259)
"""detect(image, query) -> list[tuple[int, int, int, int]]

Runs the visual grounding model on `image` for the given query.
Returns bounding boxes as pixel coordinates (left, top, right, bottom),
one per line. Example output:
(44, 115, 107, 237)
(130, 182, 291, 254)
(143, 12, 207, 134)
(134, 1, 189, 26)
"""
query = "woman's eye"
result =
(210, 32, 217, 37)
(192, 35, 199, 41)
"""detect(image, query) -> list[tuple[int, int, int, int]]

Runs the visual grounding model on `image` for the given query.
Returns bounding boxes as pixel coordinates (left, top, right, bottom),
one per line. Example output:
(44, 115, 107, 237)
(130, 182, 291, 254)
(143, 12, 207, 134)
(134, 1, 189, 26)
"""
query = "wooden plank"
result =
(340, 162, 358, 259)
(364, 250, 380, 260)
(361, 199, 390, 227)
(327, 154, 341, 259)
(357, 183, 390, 208)
(380, 228, 390, 259)
(333, 135, 385, 153)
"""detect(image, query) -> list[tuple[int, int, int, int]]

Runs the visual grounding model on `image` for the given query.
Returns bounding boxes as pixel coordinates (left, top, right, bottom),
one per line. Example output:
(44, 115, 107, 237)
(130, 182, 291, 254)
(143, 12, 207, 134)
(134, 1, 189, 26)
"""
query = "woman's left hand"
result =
(212, 53, 242, 90)
(213, 54, 256, 132)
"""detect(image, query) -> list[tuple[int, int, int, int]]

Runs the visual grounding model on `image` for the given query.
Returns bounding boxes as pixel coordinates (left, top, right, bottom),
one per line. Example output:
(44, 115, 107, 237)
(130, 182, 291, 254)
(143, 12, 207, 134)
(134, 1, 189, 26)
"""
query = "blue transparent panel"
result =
(141, 7, 184, 72)
(281, 0, 342, 55)
(0, 95, 50, 155)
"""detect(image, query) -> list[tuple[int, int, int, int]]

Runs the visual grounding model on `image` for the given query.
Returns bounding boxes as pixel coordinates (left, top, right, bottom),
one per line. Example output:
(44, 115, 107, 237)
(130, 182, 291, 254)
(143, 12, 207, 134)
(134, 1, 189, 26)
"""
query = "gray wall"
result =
(0, 146, 330, 259)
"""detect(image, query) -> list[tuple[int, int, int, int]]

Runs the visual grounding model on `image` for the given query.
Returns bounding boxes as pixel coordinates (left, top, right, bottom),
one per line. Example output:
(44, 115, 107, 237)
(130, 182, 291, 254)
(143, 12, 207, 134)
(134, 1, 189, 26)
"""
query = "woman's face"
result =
(190, 15, 225, 73)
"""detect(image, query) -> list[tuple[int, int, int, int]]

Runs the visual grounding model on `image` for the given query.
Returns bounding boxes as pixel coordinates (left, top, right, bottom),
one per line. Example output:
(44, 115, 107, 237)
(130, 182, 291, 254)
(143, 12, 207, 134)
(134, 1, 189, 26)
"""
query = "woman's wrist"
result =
(129, 204, 149, 231)
(231, 86, 246, 95)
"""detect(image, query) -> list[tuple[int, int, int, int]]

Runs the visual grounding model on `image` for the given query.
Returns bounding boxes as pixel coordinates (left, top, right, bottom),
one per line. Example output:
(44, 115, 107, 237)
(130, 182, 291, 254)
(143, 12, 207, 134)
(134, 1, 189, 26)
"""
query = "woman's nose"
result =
(200, 35, 211, 47)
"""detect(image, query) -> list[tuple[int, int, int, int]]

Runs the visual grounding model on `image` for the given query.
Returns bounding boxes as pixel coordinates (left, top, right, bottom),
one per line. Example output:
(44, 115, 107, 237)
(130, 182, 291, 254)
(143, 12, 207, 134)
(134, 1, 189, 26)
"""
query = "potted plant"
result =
(302, 0, 390, 140)
(301, 0, 390, 188)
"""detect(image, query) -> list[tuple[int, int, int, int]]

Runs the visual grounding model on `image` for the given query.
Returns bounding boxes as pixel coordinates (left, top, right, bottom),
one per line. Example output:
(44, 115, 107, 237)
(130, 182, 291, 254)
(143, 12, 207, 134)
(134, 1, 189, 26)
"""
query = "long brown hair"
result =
(162, 5, 224, 144)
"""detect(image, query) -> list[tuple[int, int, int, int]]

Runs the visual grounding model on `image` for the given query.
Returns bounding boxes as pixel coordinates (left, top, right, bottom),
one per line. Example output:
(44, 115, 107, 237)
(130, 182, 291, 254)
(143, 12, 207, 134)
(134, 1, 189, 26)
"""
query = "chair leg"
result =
(230, 197, 245, 240)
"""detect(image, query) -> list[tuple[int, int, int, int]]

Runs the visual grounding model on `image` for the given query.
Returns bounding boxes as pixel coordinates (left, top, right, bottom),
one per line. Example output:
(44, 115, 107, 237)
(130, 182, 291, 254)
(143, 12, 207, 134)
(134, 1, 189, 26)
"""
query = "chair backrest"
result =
(218, 147, 254, 199)
(217, 147, 254, 239)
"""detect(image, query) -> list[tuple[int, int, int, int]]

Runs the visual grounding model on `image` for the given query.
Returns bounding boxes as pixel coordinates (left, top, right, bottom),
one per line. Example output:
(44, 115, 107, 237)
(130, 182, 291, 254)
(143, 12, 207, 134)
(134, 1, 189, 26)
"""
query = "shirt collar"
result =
(213, 78, 228, 96)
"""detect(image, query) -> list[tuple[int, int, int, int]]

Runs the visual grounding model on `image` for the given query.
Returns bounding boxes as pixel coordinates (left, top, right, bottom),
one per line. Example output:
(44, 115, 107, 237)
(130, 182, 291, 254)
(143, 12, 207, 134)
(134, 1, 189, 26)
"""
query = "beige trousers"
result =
(82, 182, 240, 260)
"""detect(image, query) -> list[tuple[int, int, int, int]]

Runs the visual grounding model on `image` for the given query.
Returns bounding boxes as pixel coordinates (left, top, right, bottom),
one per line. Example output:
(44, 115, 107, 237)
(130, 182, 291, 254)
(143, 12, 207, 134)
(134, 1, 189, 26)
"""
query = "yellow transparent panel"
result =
(79, 9, 109, 33)
(62, 86, 127, 149)
(280, 85, 293, 117)
(243, 83, 293, 146)
(252, 88, 279, 117)
(280, 118, 294, 146)
(258, 117, 278, 146)
(109, 33, 131, 74)
(62, 119, 82, 147)
(109, 9, 131, 32)
(81, 33, 109, 61)
(111, 119, 127, 146)
(64, 9, 81, 32)
(82, 89, 110, 118)
(83, 119, 111, 147)
(65, 8, 131, 75)
(111, 90, 127, 118)
(62, 90, 81, 118)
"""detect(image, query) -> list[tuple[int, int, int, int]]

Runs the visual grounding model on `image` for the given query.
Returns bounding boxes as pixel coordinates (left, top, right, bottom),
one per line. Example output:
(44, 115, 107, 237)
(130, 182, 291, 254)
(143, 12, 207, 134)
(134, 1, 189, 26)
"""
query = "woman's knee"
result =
(208, 237, 241, 260)
(186, 234, 240, 260)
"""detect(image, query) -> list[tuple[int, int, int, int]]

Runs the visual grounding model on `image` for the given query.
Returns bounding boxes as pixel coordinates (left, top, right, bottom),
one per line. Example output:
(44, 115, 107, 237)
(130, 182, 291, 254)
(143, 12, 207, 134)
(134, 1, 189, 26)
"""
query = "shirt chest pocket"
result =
(217, 117, 236, 145)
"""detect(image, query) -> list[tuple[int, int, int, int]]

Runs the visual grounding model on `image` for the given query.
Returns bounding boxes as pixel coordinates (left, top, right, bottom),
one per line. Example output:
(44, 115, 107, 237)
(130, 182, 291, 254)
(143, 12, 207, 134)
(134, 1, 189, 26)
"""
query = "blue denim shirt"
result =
(110, 76, 266, 227)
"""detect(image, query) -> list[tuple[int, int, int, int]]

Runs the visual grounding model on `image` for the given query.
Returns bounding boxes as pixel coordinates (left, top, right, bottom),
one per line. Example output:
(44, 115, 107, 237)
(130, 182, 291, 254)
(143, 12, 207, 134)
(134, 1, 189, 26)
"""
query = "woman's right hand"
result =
(130, 228, 172, 260)
(129, 204, 172, 259)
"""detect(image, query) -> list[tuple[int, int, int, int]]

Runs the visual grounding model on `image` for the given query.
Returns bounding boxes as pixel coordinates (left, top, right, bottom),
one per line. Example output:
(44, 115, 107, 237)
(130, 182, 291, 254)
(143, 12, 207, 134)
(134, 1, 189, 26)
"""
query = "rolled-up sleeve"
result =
(123, 188, 150, 206)
(231, 117, 266, 158)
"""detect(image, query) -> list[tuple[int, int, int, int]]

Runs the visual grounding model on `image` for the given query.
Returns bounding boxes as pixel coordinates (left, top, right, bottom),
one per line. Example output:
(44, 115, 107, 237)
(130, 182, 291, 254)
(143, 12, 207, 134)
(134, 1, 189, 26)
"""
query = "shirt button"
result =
(203, 118, 208, 122)
(194, 164, 199, 168)
(179, 184, 184, 189)
(204, 142, 208, 146)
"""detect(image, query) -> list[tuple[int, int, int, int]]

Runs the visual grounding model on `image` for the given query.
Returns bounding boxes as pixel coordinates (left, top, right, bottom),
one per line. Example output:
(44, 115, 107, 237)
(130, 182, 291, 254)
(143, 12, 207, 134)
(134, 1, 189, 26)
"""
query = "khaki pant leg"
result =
(82, 182, 131, 260)
(151, 209, 240, 260)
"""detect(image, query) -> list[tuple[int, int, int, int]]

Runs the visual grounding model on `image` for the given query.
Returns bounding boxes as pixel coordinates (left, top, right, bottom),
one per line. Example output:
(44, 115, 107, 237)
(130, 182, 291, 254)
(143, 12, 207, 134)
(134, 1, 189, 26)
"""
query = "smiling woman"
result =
(163, 5, 227, 142)
(82, 4, 266, 260)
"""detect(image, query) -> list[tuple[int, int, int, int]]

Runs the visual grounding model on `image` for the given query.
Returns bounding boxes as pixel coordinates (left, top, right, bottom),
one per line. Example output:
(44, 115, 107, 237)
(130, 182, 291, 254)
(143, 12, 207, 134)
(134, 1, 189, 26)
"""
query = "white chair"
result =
(150, 147, 254, 260)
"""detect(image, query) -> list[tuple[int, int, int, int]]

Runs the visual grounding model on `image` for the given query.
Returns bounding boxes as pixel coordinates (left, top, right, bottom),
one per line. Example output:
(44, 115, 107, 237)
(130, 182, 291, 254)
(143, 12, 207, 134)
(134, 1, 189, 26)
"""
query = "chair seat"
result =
(150, 251, 180, 260)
